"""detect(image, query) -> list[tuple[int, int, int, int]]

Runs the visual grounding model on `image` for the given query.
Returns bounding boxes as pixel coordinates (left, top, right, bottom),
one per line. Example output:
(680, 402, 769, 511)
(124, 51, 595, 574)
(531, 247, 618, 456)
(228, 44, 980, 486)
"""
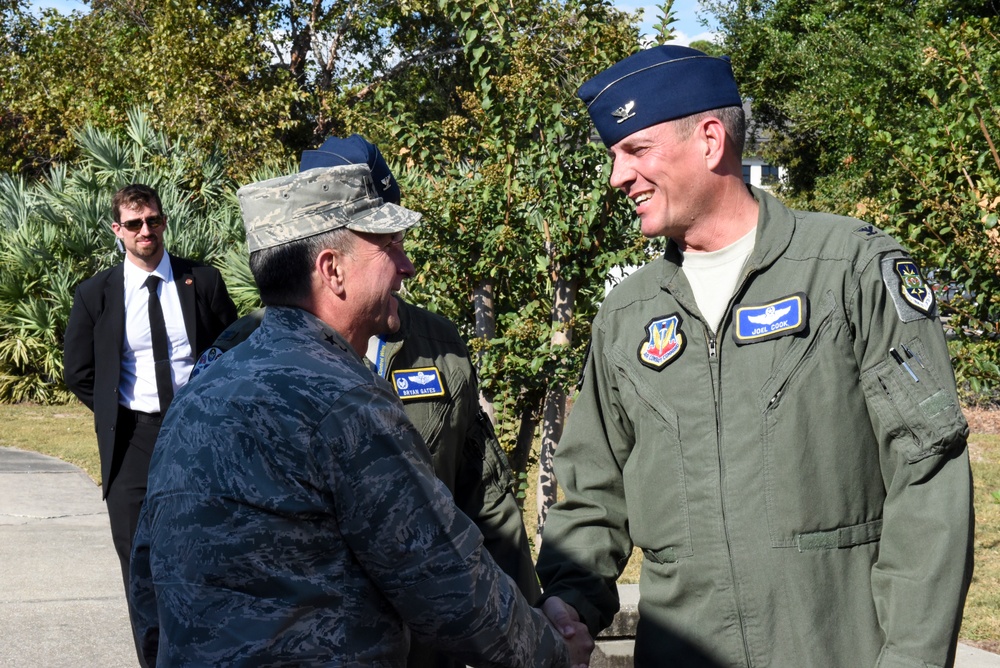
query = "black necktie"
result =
(143, 275, 174, 414)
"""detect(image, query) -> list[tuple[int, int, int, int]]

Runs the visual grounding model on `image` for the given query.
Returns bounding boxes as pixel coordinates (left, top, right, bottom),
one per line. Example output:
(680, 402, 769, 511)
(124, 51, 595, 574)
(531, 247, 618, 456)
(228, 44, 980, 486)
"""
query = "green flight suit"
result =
(376, 299, 541, 668)
(536, 187, 974, 668)
(374, 298, 540, 600)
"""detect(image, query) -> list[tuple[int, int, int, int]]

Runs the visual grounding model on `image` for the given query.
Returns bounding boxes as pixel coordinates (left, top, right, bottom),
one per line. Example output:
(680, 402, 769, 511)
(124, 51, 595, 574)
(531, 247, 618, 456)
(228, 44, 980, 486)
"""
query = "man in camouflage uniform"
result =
(193, 135, 543, 668)
(205, 298, 542, 668)
(129, 163, 590, 666)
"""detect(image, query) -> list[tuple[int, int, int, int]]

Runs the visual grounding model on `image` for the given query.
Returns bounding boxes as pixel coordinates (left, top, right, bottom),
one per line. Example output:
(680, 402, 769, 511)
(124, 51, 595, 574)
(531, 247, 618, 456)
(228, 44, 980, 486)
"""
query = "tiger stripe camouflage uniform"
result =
(130, 305, 569, 667)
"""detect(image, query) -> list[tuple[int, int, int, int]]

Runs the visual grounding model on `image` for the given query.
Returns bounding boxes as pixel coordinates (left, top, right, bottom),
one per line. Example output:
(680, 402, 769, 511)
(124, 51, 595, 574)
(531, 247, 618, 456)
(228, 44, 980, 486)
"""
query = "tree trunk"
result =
(536, 387, 565, 548)
(536, 273, 578, 548)
(474, 277, 496, 423)
(509, 406, 540, 507)
(508, 403, 539, 471)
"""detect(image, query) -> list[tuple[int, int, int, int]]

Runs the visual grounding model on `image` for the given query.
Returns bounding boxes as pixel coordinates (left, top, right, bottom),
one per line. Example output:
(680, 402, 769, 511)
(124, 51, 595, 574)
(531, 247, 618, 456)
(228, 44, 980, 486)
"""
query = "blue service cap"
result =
(299, 134, 401, 205)
(577, 45, 742, 147)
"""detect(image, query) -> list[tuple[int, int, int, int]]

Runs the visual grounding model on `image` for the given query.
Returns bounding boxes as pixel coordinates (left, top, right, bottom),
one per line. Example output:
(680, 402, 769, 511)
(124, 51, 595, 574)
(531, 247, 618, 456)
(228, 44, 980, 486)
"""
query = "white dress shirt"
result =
(119, 253, 194, 413)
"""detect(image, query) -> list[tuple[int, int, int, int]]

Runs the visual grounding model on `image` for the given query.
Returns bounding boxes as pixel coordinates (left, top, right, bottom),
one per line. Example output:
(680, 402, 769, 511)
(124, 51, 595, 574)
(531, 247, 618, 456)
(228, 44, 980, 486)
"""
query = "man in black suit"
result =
(63, 183, 237, 664)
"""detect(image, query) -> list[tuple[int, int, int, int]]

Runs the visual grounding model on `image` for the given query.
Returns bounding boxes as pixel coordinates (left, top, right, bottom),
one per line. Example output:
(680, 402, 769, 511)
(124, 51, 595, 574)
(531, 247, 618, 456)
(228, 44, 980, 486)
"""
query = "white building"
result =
(741, 100, 785, 189)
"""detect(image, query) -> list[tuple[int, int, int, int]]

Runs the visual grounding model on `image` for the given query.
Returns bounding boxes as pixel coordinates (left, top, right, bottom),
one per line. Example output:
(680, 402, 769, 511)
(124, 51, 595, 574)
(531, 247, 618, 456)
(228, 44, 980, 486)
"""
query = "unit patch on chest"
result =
(391, 367, 446, 401)
(637, 314, 686, 370)
(732, 293, 808, 345)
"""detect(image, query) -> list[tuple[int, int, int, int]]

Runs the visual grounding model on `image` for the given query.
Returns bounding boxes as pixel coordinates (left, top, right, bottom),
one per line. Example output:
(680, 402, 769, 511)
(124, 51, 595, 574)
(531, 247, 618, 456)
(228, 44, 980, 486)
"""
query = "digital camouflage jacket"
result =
(130, 306, 567, 667)
(200, 299, 542, 668)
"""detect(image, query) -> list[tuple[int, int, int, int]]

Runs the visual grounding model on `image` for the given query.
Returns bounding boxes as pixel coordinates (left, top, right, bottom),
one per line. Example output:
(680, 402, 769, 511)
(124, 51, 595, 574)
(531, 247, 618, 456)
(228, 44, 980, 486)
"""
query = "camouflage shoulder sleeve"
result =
(319, 383, 567, 667)
(127, 502, 160, 666)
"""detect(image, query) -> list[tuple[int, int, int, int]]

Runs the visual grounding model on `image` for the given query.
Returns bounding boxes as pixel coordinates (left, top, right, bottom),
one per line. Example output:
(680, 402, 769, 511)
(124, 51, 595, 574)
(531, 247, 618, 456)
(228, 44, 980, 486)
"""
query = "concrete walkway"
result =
(0, 445, 997, 667)
(0, 446, 134, 667)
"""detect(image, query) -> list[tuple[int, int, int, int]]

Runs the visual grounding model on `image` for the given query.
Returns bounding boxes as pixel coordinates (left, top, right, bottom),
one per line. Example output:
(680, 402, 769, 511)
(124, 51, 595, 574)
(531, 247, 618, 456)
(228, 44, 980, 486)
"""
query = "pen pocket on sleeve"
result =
(861, 338, 966, 463)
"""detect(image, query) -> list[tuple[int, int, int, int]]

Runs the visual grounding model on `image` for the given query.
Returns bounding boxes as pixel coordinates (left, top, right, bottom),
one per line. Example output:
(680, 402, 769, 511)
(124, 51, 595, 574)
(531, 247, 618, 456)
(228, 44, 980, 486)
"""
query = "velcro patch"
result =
(637, 314, 685, 370)
(732, 293, 808, 345)
(881, 256, 935, 322)
(391, 367, 446, 400)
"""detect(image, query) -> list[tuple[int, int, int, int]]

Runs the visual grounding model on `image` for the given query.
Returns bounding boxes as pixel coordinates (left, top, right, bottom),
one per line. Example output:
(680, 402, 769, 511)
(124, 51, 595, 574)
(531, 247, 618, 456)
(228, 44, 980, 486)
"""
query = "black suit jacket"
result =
(63, 255, 238, 496)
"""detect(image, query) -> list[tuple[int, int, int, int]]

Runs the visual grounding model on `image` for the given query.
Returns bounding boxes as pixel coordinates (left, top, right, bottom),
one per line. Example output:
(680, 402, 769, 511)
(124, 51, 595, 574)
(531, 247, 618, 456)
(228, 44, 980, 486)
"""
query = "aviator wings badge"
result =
(391, 366, 446, 401)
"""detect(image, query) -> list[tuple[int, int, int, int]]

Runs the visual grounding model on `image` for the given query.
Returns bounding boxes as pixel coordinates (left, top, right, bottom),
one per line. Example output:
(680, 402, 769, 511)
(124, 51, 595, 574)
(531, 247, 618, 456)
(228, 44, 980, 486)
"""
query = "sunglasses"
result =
(118, 215, 165, 232)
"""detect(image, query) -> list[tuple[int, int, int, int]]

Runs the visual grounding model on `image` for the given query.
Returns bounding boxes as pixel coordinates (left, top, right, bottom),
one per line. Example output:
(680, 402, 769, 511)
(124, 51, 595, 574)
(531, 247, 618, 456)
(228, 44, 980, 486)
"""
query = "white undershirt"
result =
(120, 253, 194, 413)
(681, 227, 757, 334)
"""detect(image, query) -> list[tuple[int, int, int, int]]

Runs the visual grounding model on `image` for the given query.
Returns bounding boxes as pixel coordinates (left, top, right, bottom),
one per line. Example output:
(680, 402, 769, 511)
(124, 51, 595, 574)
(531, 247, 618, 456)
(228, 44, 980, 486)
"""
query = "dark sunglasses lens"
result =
(120, 215, 164, 231)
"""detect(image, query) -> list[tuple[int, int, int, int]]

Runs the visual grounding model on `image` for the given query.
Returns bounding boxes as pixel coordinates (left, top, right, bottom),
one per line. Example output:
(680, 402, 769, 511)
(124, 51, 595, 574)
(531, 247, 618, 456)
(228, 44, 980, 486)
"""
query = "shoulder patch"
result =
(214, 310, 265, 350)
(881, 256, 936, 322)
(391, 367, 446, 401)
(190, 346, 224, 379)
(637, 314, 685, 370)
(215, 328, 240, 343)
(732, 293, 808, 345)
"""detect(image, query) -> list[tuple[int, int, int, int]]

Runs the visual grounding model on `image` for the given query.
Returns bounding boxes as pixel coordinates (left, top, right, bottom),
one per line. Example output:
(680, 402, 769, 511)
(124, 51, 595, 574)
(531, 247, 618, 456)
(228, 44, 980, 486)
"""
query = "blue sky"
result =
(618, 1, 720, 44)
(32, 0, 719, 45)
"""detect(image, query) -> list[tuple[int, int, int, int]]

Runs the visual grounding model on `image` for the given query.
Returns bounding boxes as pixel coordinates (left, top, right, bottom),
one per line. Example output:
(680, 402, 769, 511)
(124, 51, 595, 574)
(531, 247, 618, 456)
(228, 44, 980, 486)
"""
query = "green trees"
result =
(0, 0, 298, 178)
(367, 0, 642, 530)
(7, 0, 996, 470)
(0, 1, 650, 495)
(869, 20, 1000, 398)
(709, 0, 1000, 399)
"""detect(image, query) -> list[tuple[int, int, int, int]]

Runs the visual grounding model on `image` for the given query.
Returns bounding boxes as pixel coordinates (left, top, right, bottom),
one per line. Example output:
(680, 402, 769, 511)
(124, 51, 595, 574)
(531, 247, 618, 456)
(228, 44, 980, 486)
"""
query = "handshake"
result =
(542, 596, 596, 668)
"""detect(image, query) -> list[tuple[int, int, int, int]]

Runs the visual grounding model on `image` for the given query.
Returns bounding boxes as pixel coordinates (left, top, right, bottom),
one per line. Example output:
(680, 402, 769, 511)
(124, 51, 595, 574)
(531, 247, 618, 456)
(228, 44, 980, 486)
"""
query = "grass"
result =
(963, 433, 1000, 651)
(1, 401, 997, 648)
(0, 402, 101, 486)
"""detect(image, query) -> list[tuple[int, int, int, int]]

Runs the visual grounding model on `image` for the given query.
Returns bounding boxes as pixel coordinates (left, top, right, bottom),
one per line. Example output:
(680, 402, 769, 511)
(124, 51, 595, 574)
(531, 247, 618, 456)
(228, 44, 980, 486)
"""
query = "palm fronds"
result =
(0, 107, 259, 403)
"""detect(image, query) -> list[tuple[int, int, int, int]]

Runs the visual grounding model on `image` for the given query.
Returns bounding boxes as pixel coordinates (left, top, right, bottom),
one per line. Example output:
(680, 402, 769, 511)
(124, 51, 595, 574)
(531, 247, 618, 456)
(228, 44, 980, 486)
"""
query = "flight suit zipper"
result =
(714, 267, 758, 667)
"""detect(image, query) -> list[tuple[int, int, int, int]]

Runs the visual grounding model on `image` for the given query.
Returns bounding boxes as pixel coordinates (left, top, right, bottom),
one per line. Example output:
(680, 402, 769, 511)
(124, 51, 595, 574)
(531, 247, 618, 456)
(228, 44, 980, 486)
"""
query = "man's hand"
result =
(542, 596, 594, 668)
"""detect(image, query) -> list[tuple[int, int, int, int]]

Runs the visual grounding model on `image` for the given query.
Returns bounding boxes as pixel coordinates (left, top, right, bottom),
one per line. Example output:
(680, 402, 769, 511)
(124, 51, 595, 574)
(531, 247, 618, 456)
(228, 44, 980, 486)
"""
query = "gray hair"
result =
(673, 105, 746, 158)
(249, 227, 356, 307)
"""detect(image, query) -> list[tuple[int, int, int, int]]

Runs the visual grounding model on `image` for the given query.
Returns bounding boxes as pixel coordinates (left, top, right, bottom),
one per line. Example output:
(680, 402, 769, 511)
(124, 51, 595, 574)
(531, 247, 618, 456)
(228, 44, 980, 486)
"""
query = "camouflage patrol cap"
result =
(300, 134, 401, 205)
(237, 163, 422, 253)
